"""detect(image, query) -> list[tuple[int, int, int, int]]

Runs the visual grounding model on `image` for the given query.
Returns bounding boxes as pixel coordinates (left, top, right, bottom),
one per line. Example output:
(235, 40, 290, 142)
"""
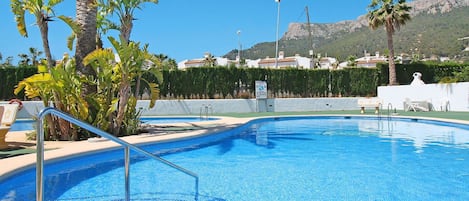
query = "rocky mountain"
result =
(284, 0, 469, 41)
(226, 0, 469, 61)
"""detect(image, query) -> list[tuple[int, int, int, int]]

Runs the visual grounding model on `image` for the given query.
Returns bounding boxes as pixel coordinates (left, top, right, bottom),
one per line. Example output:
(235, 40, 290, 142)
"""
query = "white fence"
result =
(378, 82, 469, 112)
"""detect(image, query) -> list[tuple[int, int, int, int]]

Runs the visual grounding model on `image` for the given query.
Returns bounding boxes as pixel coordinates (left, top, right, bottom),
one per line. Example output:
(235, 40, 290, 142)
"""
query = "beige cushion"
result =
(1, 104, 19, 126)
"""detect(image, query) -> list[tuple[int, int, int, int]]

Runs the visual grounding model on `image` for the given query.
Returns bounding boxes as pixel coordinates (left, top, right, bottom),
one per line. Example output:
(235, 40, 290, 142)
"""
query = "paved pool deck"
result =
(1, 110, 468, 179)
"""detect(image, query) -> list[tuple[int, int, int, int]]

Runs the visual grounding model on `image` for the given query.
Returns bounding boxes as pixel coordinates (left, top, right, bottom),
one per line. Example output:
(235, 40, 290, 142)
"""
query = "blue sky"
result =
(0, 0, 372, 63)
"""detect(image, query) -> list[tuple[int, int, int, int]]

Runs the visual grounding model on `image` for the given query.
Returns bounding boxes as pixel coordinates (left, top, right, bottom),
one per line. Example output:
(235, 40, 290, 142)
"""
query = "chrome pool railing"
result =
(36, 107, 199, 201)
(387, 103, 393, 120)
(200, 104, 212, 119)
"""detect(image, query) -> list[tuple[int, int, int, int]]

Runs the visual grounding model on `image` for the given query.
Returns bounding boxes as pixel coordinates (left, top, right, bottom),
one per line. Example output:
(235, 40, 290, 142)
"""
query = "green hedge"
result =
(153, 67, 379, 99)
(378, 62, 467, 85)
(2, 63, 468, 100)
(0, 66, 37, 100)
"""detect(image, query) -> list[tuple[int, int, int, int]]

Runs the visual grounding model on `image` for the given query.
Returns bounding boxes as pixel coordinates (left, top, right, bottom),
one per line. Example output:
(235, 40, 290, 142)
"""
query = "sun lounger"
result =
(404, 98, 429, 112)
(0, 104, 20, 149)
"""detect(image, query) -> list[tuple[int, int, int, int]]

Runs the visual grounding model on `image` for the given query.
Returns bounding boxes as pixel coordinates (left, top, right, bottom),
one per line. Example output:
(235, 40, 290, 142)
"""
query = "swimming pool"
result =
(9, 117, 219, 132)
(2, 116, 469, 200)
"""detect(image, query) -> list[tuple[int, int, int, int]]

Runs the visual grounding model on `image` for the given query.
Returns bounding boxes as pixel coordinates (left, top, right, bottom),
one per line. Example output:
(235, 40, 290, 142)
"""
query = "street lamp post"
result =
(237, 30, 241, 66)
(275, 0, 280, 69)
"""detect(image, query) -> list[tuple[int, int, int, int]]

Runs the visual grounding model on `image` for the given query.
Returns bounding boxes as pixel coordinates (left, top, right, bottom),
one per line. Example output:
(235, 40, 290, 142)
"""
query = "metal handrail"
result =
(199, 104, 212, 119)
(36, 107, 199, 201)
(387, 103, 393, 120)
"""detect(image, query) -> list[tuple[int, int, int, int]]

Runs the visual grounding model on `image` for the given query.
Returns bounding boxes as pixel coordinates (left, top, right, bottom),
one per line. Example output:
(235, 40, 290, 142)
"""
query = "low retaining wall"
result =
(2, 98, 360, 119)
(5, 81, 468, 119)
(378, 82, 469, 112)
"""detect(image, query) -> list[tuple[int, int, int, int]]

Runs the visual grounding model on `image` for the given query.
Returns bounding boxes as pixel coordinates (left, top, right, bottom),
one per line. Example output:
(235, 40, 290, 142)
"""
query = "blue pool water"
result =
(9, 119, 35, 131)
(2, 116, 469, 200)
(9, 117, 219, 132)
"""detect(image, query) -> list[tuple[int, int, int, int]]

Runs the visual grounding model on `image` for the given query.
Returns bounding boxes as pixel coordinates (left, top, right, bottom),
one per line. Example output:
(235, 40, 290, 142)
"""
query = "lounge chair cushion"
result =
(1, 104, 19, 126)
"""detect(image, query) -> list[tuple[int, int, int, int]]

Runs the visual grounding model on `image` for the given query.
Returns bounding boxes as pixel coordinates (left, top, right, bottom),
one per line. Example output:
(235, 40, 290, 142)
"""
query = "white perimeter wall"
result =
(137, 98, 358, 115)
(5, 98, 360, 119)
(15, 82, 469, 119)
(7, 82, 469, 119)
(378, 82, 469, 111)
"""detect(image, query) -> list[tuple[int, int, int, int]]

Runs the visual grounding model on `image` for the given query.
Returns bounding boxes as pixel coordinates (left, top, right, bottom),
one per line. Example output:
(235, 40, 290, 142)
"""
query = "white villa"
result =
(177, 51, 424, 70)
(317, 57, 338, 70)
(178, 51, 316, 69)
(355, 52, 388, 68)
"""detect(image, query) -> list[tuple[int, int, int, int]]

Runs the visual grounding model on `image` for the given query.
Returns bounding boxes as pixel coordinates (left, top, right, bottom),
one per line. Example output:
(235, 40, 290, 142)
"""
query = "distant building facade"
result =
(178, 51, 317, 70)
(355, 52, 387, 68)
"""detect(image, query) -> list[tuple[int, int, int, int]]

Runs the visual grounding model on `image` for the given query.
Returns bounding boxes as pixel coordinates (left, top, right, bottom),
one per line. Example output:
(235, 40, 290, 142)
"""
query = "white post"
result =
(275, 0, 281, 69)
(237, 30, 242, 66)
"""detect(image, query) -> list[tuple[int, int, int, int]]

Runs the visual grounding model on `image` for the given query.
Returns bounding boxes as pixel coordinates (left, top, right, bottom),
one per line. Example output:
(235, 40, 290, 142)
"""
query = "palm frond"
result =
(11, 0, 28, 37)
(66, 33, 76, 51)
(58, 15, 81, 35)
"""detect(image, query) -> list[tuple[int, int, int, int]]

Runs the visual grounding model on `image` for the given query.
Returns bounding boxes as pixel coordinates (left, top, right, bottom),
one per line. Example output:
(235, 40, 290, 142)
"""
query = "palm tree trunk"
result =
(387, 28, 397, 85)
(114, 82, 131, 136)
(38, 15, 75, 140)
(36, 16, 54, 69)
(120, 14, 133, 43)
(76, 0, 97, 95)
(134, 74, 141, 98)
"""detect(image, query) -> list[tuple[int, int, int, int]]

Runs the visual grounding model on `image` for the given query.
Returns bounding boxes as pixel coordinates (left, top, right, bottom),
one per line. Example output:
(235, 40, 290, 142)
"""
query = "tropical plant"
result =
(14, 66, 57, 139)
(346, 55, 357, 67)
(10, 0, 66, 69)
(14, 55, 89, 140)
(17, 53, 31, 66)
(204, 53, 217, 67)
(98, 0, 159, 100)
(83, 36, 161, 136)
(367, 0, 411, 85)
(3, 57, 14, 66)
(154, 53, 177, 71)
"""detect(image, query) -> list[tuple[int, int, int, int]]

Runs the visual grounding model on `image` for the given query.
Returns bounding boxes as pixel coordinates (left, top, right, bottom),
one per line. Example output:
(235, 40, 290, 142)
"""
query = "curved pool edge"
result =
(0, 116, 250, 180)
(2, 114, 469, 181)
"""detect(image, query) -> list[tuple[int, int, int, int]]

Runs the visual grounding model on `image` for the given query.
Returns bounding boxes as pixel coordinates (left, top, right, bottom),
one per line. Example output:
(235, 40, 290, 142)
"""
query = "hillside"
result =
(225, 0, 469, 61)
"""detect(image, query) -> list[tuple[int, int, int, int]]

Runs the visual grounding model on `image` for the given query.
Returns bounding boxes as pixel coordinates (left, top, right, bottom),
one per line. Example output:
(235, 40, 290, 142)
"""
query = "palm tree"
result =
(367, 0, 411, 85)
(100, 0, 158, 43)
(18, 53, 31, 66)
(204, 53, 217, 67)
(75, 0, 98, 92)
(29, 47, 43, 66)
(99, 0, 159, 105)
(11, 0, 64, 69)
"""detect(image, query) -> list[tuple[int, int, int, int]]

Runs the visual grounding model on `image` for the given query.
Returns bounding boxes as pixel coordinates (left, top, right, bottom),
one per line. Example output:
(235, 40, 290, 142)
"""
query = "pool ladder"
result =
(200, 104, 212, 119)
(377, 103, 394, 121)
(36, 107, 199, 201)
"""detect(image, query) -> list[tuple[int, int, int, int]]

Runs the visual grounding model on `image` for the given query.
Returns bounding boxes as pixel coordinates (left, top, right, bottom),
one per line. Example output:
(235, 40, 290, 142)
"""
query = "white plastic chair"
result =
(404, 98, 417, 112)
